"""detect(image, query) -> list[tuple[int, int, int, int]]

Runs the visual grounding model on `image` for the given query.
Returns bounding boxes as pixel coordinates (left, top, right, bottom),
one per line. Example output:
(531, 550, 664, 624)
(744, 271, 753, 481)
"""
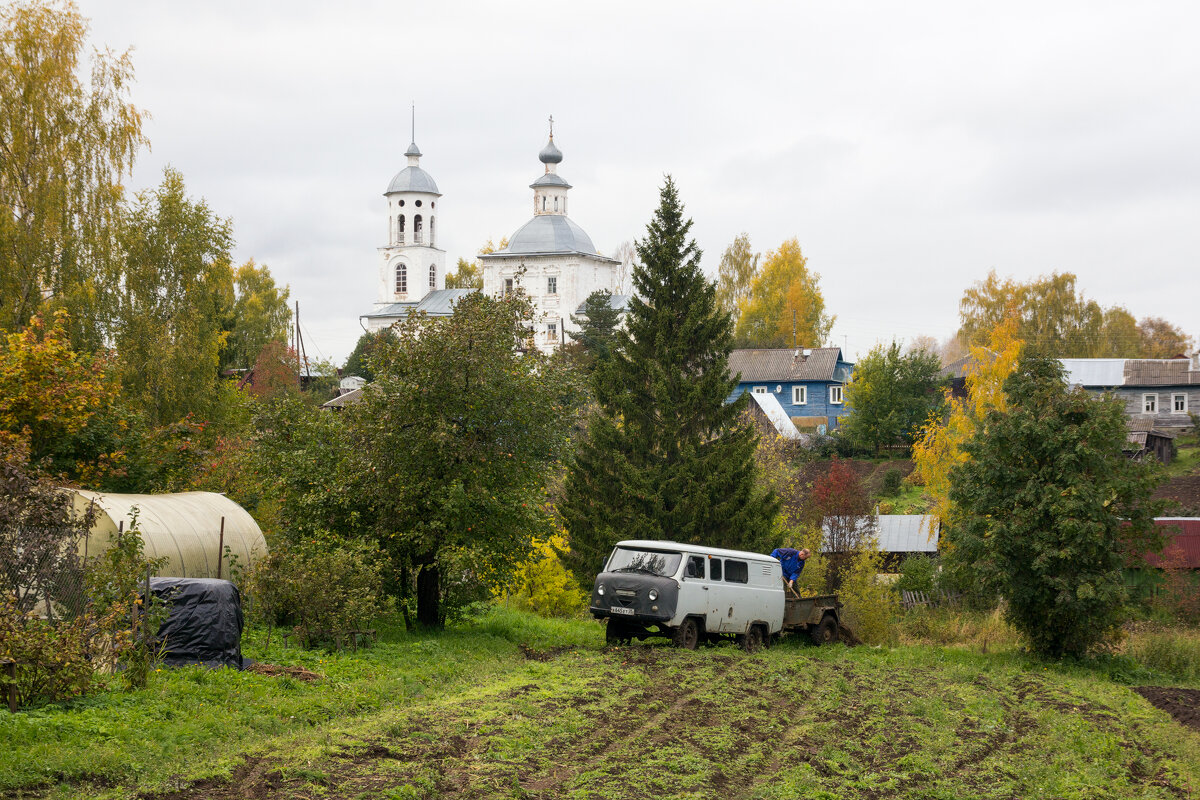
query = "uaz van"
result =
(590, 540, 785, 650)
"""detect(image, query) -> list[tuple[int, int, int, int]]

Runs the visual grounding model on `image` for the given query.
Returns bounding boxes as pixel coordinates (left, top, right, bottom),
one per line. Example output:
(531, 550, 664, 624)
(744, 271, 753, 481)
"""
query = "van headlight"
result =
(648, 589, 658, 601)
(597, 584, 605, 596)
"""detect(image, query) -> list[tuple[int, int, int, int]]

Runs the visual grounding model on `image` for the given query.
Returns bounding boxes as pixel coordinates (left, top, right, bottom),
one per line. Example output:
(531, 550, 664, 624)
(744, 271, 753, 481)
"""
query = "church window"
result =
(430, 201, 435, 208)
(415, 200, 422, 207)
(504, 278, 513, 296)
(542, 196, 546, 211)
(398, 199, 405, 207)
(554, 197, 559, 211)
(429, 264, 436, 289)
(397, 215, 405, 244)
(395, 263, 407, 294)
(547, 322, 557, 341)
(547, 276, 557, 295)
(414, 214, 423, 244)
(430, 217, 435, 246)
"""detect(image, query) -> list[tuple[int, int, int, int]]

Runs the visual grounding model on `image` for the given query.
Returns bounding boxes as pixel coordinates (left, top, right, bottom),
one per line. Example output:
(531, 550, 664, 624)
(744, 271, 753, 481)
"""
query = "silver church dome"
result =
(504, 215, 598, 255)
(386, 166, 441, 195)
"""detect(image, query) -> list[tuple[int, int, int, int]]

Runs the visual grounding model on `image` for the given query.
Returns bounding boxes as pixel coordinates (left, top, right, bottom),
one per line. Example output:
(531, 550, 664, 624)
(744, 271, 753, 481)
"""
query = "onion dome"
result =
(539, 137, 563, 165)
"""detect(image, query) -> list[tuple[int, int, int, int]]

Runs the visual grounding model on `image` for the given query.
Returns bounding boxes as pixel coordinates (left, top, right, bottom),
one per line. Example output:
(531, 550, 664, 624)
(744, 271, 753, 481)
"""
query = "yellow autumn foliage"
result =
(912, 316, 1023, 548)
(496, 531, 587, 617)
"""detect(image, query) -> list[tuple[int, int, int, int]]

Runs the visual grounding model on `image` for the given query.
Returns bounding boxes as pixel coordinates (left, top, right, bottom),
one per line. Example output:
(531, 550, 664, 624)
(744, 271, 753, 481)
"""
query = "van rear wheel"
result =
(738, 625, 764, 653)
(672, 618, 701, 650)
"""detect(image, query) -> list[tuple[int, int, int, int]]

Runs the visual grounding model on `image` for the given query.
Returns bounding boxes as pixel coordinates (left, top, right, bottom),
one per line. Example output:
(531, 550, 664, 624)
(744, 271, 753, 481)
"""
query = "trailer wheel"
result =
(810, 614, 838, 646)
(672, 617, 701, 650)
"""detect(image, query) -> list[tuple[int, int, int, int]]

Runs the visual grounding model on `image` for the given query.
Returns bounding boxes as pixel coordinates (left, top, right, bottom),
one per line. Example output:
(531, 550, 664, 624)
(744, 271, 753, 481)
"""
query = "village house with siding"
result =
(727, 347, 854, 433)
(1061, 356, 1199, 434)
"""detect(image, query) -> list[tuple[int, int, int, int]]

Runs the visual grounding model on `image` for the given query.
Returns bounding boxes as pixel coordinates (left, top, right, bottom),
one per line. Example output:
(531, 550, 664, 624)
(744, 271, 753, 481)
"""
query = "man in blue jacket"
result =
(770, 547, 810, 594)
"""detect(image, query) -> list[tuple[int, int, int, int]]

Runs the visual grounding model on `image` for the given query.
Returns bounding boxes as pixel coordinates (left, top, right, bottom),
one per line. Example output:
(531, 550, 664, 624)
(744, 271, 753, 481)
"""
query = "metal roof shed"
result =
(71, 491, 266, 579)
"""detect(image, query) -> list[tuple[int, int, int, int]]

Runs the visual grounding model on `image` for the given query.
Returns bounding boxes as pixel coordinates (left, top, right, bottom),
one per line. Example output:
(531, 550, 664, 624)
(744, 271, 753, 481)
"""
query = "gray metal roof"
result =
(728, 348, 848, 382)
(362, 289, 476, 321)
(404, 141, 421, 157)
(503, 214, 599, 256)
(1060, 359, 1127, 387)
(748, 391, 801, 439)
(820, 514, 939, 553)
(573, 293, 631, 314)
(531, 173, 571, 189)
(413, 288, 476, 315)
(363, 301, 418, 319)
(385, 165, 441, 195)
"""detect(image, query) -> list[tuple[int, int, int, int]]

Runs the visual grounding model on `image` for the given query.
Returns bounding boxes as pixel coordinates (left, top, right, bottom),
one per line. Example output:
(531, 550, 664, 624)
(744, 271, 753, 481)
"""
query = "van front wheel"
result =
(672, 618, 701, 650)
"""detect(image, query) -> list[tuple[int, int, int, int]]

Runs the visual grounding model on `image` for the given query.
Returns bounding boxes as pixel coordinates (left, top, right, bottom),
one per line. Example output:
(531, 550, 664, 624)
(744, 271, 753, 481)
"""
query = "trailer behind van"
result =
(590, 540, 841, 650)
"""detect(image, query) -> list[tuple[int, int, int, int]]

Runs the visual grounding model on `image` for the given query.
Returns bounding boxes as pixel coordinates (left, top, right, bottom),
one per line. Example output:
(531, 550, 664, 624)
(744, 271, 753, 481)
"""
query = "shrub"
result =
(0, 593, 128, 707)
(245, 538, 392, 649)
(895, 554, 938, 595)
(498, 533, 586, 618)
(880, 468, 903, 497)
(838, 546, 898, 646)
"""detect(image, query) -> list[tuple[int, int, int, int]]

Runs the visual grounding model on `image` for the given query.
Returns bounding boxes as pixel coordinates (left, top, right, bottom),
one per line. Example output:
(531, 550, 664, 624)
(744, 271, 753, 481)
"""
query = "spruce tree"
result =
(561, 177, 777, 584)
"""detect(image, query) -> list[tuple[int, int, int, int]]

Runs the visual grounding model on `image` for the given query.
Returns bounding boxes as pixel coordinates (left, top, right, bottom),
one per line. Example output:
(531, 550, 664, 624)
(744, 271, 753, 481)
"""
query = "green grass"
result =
(1, 607, 1198, 799)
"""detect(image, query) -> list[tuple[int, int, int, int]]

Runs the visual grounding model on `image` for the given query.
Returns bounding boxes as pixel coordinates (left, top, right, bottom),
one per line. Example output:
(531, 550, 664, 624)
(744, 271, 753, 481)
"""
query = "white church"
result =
(361, 122, 628, 352)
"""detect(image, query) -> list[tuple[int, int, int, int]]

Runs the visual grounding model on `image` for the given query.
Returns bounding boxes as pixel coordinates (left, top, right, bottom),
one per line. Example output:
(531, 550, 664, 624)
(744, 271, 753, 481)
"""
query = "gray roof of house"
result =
(501, 215, 600, 256)
(820, 515, 939, 553)
(362, 289, 477, 321)
(1060, 358, 1199, 387)
(748, 391, 801, 439)
(385, 165, 441, 195)
(321, 387, 362, 409)
(728, 348, 849, 382)
(573, 293, 631, 314)
(1061, 359, 1127, 387)
(1124, 359, 1200, 386)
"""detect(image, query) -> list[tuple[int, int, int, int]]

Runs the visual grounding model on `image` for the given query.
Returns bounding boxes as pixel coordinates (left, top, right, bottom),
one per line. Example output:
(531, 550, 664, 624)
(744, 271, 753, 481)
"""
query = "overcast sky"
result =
(76, 1, 1200, 365)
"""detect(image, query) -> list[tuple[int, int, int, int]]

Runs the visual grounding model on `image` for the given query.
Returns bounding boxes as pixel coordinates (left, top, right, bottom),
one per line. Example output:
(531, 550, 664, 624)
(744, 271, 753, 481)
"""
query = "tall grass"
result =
(897, 605, 1022, 653)
(1127, 626, 1200, 682)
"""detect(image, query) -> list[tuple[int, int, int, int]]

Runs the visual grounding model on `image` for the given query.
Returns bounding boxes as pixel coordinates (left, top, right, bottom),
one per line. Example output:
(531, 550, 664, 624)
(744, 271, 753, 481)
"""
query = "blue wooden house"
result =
(727, 348, 854, 433)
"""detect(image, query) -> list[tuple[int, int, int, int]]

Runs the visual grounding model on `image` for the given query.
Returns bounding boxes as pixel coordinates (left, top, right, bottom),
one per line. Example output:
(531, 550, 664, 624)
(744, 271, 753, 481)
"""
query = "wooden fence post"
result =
(217, 517, 225, 580)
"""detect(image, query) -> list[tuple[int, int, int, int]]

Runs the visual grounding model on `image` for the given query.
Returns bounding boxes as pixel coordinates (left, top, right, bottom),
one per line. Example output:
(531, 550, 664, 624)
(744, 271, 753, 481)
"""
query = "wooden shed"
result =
(71, 491, 266, 579)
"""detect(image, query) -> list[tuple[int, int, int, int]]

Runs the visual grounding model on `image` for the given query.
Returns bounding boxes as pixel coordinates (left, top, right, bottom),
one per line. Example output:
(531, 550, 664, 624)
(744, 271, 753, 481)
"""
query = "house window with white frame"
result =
(547, 276, 557, 295)
(792, 385, 807, 405)
(1143, 394, 1158, 413)
(1174, 393, 1188, 413)
(752, 386, 767, 394)
(547, 322, 557, 341)
(504, 278, 514, 296)
(829, 385, 844, 405)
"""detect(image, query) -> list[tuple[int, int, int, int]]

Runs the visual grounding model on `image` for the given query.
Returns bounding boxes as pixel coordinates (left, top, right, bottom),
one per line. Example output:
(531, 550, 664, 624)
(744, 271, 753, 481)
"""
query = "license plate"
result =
(609, 606, 635, 616)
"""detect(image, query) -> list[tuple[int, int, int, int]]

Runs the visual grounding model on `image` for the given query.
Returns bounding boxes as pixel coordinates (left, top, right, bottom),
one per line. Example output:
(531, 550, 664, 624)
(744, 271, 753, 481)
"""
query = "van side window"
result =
(685, 556, 705, 579)
(709, 558, 722, 581)
(725, 560, 749, 584)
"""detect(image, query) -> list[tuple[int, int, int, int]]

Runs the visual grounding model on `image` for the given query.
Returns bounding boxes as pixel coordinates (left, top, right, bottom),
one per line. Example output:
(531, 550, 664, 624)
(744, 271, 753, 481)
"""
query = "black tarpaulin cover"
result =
(149, 577, 244, 669)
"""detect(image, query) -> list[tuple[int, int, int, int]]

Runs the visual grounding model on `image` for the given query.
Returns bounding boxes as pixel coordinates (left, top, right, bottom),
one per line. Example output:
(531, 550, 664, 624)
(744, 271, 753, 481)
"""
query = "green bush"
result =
(880, 468, 904, 497)
(245, 538, 393, 649)
(895, 554, 938, 595)
(0, 593, 127, 707)
(839, 548, 899, 645)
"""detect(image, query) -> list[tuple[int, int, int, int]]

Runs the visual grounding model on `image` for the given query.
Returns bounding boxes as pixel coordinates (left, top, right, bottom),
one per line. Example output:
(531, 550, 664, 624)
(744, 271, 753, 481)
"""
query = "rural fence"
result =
(900, 589, 962, 610)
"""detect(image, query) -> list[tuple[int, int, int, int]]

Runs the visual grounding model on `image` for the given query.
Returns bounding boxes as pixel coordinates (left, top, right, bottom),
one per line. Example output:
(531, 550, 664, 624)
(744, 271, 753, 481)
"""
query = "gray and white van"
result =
(590, 540, 785, 650)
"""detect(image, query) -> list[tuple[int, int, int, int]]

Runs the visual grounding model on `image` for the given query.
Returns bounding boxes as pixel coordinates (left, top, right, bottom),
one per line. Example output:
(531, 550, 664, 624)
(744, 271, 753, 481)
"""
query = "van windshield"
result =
(607, 548, 682, 577)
